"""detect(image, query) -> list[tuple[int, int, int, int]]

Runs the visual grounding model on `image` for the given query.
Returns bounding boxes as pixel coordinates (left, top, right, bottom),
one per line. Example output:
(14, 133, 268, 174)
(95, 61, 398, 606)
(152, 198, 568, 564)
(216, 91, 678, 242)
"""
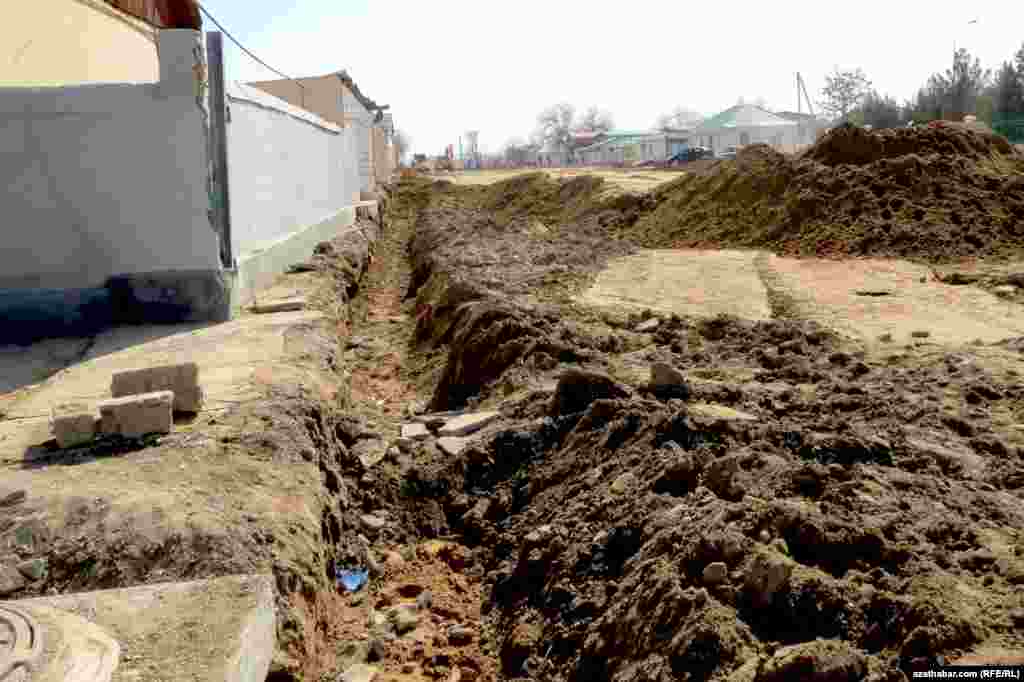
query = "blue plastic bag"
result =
(336, 567, 369, 592)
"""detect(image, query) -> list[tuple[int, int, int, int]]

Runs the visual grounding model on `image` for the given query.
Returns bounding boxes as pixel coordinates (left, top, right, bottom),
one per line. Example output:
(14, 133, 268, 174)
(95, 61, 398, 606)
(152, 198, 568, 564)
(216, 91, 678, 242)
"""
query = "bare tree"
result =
(534, 103, 576, 155)
(820, 67, 873, 122)
(655, 106, 703, 130)
(575, 106, 615, 133)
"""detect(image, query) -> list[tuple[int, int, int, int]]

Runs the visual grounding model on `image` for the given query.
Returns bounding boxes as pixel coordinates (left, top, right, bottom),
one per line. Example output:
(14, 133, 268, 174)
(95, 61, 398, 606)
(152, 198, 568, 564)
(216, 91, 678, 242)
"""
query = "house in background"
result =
(0, 0, 199, 86)
(693, 104, 800, 154)
(250, 70, 396, 190)
(577, 129, 692, 165)
(774, 111, 830, 151)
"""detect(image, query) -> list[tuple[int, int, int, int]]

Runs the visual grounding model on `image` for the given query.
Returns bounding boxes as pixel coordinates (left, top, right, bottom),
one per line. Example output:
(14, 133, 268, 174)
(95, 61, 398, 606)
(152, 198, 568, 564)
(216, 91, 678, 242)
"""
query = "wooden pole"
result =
(206, 32, 233, 269)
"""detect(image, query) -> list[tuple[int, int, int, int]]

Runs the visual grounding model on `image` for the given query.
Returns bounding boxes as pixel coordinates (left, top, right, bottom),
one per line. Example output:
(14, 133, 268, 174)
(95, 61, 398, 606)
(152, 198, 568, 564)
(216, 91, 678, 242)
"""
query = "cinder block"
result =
(98, 391, 174, 438)
(111, 363, 203, 412)
(50, 402, 98, 449)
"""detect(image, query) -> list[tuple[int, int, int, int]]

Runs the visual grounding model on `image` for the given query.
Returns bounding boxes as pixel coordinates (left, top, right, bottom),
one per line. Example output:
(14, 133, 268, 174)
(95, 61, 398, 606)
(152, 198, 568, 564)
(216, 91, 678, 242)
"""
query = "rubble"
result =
(97, 390, 174, 438)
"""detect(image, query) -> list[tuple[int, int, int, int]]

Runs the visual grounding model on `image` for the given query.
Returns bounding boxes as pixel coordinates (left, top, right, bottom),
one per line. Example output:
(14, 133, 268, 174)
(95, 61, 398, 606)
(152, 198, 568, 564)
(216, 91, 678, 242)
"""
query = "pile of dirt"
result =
(625, 125, 1024, 262)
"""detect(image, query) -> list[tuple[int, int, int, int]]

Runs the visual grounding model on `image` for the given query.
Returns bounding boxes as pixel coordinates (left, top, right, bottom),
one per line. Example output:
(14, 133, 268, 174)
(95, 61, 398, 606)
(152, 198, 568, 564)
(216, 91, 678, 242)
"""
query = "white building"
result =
(692, 104, 802, 155)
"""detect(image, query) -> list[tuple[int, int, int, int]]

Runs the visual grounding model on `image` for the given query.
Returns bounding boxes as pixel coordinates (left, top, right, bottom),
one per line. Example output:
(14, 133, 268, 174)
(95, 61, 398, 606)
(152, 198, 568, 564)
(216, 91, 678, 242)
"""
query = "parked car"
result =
(666, 146, 713, 165)
(717, 146, 738, 160)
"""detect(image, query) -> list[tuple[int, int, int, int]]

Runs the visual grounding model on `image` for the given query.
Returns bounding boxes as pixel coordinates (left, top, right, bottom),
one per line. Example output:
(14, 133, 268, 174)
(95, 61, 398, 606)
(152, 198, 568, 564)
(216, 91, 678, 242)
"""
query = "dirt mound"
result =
(805, 122, 1016, 167)
(626, 124, 1024, 261)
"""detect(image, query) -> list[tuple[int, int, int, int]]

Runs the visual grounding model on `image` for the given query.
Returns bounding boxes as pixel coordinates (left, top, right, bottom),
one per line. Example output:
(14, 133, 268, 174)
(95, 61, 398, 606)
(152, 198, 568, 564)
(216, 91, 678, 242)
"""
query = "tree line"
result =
(822, 42, 1024, 130)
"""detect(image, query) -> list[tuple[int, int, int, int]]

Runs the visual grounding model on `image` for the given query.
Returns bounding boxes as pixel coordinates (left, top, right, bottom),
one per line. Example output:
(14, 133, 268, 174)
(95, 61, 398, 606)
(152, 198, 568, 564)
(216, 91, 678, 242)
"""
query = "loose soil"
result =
(333, 145, 1024, 681)
(623, 123, 1024, 262)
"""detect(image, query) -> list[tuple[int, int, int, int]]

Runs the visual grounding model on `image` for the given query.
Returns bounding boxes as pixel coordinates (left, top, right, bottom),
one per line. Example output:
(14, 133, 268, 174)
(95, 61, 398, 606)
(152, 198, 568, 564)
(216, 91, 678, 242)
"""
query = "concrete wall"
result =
(0, 30, 221, 291)
(225, 82, 363, 260)
(0, 0, 159, 86)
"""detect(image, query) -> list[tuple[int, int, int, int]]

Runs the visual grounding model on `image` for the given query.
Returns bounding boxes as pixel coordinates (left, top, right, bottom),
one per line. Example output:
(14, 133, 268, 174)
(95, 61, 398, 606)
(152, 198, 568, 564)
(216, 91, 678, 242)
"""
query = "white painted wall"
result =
(0, 30, 221, 290)
(225, 82, 363, 258)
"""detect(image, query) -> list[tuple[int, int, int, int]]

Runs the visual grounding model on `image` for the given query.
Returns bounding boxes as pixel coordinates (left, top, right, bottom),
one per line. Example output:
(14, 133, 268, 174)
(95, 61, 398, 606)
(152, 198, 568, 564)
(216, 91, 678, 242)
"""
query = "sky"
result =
(208, 0, 1024, 157)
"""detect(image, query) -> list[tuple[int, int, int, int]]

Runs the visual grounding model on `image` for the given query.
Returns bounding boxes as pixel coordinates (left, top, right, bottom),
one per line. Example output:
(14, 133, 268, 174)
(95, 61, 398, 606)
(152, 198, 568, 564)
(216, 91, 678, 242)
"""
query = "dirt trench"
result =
(315, 174, 1024, 682)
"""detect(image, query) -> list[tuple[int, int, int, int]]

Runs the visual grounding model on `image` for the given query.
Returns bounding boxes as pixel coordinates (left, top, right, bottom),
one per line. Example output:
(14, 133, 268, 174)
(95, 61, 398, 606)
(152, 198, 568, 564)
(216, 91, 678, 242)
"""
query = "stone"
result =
(389, 604, 420, 635)
(705, 454, 744, 500)
(448, 625, 473, 645)
(745, 550, 793, 607)
(635, 318, 661, 333)
(649, 363, 691, 399)
(0, 489, 26, 508)
(0, 564, 26, 596)
(340, 663, 380, 682)
(394, 437, 415, 453)
(401, 423, 431, 441)
(17, 558, 48, 581)
(550, 369, 630, 416)
(610, 472, 636, 495)
(437, 411, 500, 437)
(111, 362, 203, 413)
(757, 640, 867, 682)
(97, 390, 174, 438)
(359, 514, 387, 536)
(367, 637, 386, 662)
(703, 562, 728, 585)
(50, 402, 98, 449)
(415, 590, 433, 611)
(249, 298, 306, 314)
(502, 622, 543, 674)
(437, 437, 471, 457)
(353, 439, 387, 469)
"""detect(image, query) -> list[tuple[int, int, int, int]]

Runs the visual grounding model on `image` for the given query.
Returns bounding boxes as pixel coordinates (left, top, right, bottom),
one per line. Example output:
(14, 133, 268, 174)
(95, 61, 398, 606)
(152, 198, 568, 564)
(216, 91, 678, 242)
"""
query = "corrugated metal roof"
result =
(695, 105, 797, 132)
(102, 0, 201, 29)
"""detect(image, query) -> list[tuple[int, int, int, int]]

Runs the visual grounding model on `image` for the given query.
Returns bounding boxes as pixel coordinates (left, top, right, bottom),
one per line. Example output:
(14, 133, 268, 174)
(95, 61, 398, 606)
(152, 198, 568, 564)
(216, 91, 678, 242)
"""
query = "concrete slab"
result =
(576, 249, 772, 320)
(8, 574, 275, 682)
(437, 411, 500, 438)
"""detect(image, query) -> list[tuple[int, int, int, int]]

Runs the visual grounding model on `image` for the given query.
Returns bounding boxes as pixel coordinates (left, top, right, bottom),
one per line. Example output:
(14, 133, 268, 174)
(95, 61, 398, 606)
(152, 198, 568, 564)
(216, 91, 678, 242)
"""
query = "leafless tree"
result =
(654, 106, 704, 130)
(534, 103, 575, 152)
(819, 68, 873, 122)
(575, 106, 615, 133)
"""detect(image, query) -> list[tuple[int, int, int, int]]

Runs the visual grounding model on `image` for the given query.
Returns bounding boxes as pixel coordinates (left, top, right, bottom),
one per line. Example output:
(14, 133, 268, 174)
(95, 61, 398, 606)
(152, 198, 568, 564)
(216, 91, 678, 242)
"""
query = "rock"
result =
(394, 437, 416, 453)
(438, 411, 500, 437)
(448, 625, 473, 645)
(438, 436, 471, 456)
(366, 552, 384, 578)
(756, 640, 867, 682)
(367, 609, 390, 632)
(360, 514, 387, 535)
(705, 454, 744, 500)
(51, 402, 98, 449)
(389, 604, 420, 635)
(416, 589, 433, 611)
(745, 550, 793, 607)
(111, 362, 203, 412)
(341, 663, 380, 682)
(610, 472, 636, 495)
(401, 422, 431, 441)
(502, 622, 543, 675)
(354, 439, 388, 468)
(16, 557, 47, 581)
(636, 318, 661, 333)
(367, 637, 386, 662)
(550, 369, 630, 416)
(703, 561, 728, 585)
(0, 563, 26, 596)
(0, 489, 26, 508)
(98, 390, 174, 438)
(649, 362, 691, 399)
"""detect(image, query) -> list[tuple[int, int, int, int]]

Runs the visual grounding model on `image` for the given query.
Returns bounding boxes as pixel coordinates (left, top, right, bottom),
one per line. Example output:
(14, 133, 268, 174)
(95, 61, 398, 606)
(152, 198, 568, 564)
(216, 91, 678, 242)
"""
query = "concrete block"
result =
(111, 363, 203, 413)
(249, 298, 306, 314)
(50, 402, 98, 449)
(437, 411, 500, 437)
(437, 436, 470, 457)
(98, 391, 174, 438)
(12, 574, 276, 682)
(400, 423, 430, 441)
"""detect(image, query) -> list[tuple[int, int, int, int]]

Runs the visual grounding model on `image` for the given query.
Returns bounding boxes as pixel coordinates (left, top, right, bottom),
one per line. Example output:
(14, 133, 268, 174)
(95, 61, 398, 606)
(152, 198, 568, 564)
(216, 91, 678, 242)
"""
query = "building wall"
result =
(225, 82, 362, 259)
(699, 125, 800, 153)
(0, 0, 160, 86)
(0, 30, 220, 290)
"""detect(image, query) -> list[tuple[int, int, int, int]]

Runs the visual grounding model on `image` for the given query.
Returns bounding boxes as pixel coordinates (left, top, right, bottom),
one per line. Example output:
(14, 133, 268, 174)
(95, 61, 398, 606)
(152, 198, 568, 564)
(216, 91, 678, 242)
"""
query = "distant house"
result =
(577, 129, 692, 165)
(693, 105, 799, 154)
(774, 111, 830, 149)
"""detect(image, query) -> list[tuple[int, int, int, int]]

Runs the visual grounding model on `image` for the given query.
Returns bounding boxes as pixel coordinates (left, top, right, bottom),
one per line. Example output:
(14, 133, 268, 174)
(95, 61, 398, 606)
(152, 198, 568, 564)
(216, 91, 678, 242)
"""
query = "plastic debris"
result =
(336, 567, 369, 592)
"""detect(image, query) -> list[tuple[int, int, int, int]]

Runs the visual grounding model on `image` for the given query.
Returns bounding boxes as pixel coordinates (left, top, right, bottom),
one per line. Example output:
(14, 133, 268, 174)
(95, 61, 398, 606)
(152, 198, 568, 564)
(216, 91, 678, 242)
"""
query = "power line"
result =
(195, 2, 305, 92)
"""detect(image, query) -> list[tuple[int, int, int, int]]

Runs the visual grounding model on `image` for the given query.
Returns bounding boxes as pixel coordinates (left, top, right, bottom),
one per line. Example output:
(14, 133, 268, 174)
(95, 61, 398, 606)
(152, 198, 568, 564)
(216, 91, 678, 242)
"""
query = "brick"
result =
(50, 402, 98, 449)
(111, 362, 203, 412)
(98, 390, 174, 438)
(437, 411, 499, 438)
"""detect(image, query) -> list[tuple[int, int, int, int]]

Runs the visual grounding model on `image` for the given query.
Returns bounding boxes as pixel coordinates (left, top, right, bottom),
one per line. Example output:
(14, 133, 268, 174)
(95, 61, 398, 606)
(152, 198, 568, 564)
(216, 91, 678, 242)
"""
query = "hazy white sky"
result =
(212, 0, 1024, 156)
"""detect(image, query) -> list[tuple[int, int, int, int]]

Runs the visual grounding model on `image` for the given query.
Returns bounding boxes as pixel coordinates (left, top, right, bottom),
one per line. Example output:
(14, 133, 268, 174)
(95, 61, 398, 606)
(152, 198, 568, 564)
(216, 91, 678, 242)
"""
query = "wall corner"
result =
(157, 29, 204, 98)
